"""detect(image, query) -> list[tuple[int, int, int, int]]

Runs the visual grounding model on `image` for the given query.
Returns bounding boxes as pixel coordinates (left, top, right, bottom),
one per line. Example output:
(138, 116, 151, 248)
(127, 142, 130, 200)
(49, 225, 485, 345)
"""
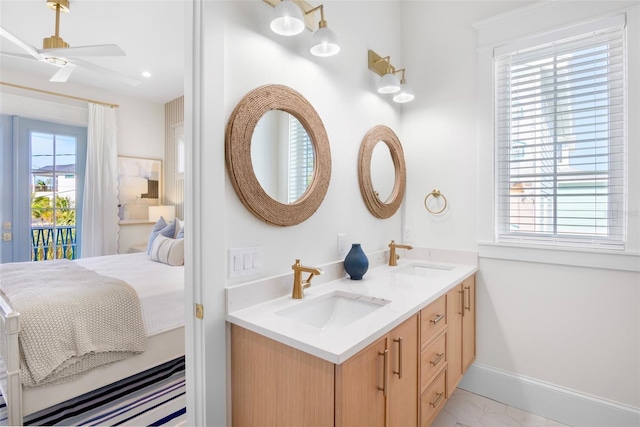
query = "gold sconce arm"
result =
(368, 50, 396, 76)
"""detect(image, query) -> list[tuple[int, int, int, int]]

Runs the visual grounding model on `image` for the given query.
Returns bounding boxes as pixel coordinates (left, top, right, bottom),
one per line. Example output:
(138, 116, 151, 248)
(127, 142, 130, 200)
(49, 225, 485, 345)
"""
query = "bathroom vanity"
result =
(227, 254, 477, 426)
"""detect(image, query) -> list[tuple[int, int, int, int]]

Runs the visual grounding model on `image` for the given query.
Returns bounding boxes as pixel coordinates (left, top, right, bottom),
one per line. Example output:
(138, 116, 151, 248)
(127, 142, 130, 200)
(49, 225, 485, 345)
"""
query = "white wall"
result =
(222, 1, 405, 282)
(401, 0, 640, 418)
(192, 2, 406, 424)
(0, 69, 165, 254)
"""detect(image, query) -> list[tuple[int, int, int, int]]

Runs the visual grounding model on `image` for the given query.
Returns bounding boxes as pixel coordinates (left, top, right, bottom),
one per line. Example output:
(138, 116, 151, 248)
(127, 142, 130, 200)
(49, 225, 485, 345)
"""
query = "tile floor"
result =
(432, 389, 571, 427)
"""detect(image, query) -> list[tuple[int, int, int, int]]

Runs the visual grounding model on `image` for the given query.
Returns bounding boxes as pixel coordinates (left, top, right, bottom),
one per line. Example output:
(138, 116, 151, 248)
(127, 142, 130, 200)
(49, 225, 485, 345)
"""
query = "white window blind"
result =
(287, 116, 314, 203)
(495, 21, 625, 249)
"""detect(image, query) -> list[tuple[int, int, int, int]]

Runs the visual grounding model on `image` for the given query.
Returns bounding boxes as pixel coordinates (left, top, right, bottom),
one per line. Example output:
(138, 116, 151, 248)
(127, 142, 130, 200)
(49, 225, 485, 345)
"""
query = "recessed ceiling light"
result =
(142, 71, 151, 78)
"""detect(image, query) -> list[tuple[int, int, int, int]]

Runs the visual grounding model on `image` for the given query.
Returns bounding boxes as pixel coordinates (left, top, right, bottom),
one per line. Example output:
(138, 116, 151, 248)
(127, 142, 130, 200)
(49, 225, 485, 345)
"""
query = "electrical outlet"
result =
(3, 222, 11, 230)
(403, 226, 413, 242)
(2, 232, 11, 241)
(337, 233, 347, 258)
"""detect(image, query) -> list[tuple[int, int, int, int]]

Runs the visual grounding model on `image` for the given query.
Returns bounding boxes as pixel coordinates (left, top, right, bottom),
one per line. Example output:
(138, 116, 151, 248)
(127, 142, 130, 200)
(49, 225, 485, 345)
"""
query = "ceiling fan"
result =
(0, 0, 140, 86)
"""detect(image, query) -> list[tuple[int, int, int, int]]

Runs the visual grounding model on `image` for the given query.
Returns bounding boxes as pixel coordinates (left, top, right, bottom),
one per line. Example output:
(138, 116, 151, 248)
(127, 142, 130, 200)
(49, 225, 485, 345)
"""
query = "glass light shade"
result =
(377, 73, 401, 94)
(393, 83, 415, 103)
(270, 0, 305, 36)
(310, 26, 340, 57)
(148, 205, 176, 222)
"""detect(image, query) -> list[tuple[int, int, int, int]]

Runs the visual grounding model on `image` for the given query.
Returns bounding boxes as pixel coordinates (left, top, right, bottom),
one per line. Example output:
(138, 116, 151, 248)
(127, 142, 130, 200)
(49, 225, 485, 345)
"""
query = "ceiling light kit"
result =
(0, 0, 140, 85)
(264, 0, 340, 57)
(368, 49, 415, 104)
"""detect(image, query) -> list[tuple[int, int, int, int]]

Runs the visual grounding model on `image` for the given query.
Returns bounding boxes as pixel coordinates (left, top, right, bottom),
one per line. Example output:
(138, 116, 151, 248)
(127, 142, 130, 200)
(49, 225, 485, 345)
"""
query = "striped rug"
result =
(0, 357, 186, 426)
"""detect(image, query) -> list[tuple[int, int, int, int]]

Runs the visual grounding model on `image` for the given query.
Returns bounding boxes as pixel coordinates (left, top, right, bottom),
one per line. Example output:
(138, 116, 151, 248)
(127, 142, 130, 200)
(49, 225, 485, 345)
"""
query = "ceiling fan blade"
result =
(0, 51, 40, 61)
(49, 63, 76, 83)
(71, 58, 142, 87)
(42, 44, 126, 57)
(0, 27, 42, 60)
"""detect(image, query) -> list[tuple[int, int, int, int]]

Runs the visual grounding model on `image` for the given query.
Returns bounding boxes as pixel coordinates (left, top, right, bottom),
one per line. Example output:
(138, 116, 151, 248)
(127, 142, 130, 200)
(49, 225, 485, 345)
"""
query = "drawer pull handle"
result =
(430, 391, 444, 408)
(393, 337, 403, 378)
(429, 352, 445, 366)
(464, 285, 471, 312)
(378, 349, 388, 396)
(430, 314, 445, 325)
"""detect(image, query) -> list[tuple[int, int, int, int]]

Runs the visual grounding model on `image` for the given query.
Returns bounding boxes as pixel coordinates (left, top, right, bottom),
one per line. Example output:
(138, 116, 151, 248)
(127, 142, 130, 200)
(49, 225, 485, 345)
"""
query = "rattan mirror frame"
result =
(225, 84, 332, 226)
(358, 125, 406, 219)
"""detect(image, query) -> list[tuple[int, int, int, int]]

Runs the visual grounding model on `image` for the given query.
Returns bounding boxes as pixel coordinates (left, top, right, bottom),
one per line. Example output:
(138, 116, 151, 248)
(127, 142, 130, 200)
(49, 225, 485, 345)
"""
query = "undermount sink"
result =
(394, 262, 455, 278)
(276, 290, 391, 331)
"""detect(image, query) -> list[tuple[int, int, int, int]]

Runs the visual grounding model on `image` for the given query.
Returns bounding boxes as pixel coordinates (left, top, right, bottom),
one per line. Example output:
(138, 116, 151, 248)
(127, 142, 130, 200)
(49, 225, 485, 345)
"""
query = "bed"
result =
(0, 252, 185, 426)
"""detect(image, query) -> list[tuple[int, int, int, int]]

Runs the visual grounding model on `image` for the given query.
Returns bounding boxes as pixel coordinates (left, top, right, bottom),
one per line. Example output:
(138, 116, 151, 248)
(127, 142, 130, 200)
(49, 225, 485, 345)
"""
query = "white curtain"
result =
(81, 103, 119, 257)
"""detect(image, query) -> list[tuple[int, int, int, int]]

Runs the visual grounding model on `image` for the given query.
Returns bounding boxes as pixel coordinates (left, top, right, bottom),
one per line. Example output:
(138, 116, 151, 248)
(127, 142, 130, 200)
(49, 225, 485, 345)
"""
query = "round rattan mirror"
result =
(225, 84, 332, 226)
(358, 125, 406, 219)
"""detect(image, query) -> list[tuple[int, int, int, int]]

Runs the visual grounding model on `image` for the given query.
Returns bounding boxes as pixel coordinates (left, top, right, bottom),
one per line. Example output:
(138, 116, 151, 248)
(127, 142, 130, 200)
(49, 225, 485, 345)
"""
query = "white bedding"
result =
(74, 252, 184, 336)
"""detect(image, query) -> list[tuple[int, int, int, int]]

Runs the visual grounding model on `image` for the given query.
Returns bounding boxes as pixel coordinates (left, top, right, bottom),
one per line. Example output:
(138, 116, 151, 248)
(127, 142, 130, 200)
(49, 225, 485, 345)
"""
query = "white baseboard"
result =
(458, 363, 640, 427)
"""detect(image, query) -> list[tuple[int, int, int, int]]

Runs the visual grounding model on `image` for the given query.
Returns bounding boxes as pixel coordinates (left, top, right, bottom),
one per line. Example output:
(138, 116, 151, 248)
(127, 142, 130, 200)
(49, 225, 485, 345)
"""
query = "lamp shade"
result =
(149, 205, 176, 222)
(310, 26, 340, 57)
(393, 82, 415, 103)
(378, 73, 401, 94)
(270, 0, 305, 36)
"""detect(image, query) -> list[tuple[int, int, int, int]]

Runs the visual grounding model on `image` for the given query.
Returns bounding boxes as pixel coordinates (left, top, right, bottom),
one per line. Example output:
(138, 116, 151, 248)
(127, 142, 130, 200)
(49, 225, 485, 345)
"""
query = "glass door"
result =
(8, 117, 86, 263)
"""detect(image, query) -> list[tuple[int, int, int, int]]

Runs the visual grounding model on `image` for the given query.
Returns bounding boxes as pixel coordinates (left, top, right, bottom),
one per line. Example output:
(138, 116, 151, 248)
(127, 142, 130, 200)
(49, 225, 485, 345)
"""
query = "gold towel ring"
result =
(424, 189, 447, 214)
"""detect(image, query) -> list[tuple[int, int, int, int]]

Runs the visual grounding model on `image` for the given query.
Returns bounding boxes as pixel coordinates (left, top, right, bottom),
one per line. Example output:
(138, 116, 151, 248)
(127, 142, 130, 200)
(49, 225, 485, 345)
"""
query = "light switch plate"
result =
(228, 246, 263, 278)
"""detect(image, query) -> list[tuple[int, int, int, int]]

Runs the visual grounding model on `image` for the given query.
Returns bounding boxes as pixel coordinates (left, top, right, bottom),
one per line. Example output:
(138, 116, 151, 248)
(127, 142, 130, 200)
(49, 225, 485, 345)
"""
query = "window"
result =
(1, 116, 86, 263)
(287, 115, 314, 203)
(494, 20, 625, 249)
(30, 131, 80, 260)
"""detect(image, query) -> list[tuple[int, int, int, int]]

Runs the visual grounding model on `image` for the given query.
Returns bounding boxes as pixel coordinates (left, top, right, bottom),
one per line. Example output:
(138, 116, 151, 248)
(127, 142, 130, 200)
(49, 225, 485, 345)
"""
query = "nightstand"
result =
(128, 244, 148, 253)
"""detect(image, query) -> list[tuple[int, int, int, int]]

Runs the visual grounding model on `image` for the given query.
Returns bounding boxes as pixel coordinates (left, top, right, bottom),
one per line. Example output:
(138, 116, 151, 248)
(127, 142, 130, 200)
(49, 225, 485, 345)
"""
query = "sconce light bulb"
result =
(271, 0, 305, 36)
(393, 82, 415, 103)
(378, 73, 401, 94)
(310, 23, 340, 57)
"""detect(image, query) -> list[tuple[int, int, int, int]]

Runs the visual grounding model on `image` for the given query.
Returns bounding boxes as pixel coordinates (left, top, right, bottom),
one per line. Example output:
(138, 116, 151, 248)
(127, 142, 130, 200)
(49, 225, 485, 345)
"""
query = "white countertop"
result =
(227, 256, 478, 364)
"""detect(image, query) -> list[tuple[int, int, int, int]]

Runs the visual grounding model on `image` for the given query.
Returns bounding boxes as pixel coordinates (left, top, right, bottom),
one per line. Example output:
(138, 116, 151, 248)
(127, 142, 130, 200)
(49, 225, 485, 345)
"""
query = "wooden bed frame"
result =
(0, 293, 185, 426)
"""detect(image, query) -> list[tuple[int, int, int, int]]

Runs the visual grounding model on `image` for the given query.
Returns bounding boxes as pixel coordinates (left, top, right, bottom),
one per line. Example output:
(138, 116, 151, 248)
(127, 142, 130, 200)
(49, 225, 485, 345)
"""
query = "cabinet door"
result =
(462, 276, 476, 373)
(231, 325, 334, 427)
(336, 336, 387, 427)
(446, 284, 463, 396)
(388, 315, 419, 427)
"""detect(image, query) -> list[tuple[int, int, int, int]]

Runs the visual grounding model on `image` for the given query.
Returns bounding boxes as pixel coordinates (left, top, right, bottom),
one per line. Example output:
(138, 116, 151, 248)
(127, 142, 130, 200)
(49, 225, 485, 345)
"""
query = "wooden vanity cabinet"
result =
(445, 275, 476, 396)
(230, 275, 476, 427)
(231, 316, 418, 427)
(336, 314, 419, 427)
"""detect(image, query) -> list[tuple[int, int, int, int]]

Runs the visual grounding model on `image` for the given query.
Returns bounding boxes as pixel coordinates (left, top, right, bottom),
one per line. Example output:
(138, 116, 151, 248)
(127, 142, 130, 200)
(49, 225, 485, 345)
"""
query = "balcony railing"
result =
(31, 225, 77, 261)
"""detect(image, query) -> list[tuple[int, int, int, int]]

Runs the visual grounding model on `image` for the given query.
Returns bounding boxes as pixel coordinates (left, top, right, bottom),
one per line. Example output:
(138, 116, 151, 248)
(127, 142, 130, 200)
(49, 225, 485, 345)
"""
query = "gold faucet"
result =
(291, 259, 324, 299)
(388, 240, 413, 266)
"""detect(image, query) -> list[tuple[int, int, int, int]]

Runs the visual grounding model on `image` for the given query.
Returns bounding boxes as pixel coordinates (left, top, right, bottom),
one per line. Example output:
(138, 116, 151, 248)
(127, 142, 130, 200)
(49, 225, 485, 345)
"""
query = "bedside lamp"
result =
(148, 205, 176, 222)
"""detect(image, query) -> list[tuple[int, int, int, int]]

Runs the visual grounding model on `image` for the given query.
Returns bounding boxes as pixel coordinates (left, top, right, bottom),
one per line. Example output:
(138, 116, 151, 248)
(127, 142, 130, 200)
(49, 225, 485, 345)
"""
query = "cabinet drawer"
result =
(421, 331, 446, 393)
(420, 369, 447, 426)
(420, 295, 446, 346)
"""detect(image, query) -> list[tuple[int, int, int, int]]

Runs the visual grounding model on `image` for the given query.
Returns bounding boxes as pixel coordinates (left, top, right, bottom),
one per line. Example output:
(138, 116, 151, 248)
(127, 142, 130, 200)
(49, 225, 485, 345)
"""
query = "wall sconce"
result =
(270, 0, 305, 35)
(393, 69, 415, 103)
(368, 49, 415, 103)
(264, 0, 340, 57)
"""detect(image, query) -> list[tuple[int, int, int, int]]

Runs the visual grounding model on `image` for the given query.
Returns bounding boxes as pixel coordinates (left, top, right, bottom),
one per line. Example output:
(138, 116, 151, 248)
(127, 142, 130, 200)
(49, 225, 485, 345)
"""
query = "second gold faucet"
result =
(291, 259, 323, 299)
(388, 240, 413, 266)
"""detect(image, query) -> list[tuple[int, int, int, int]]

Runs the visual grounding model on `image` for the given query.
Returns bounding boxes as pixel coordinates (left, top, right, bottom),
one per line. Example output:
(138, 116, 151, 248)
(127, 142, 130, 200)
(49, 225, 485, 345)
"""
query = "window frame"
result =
(475, 6, 640, 272)
(493, 21, 626, 250)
